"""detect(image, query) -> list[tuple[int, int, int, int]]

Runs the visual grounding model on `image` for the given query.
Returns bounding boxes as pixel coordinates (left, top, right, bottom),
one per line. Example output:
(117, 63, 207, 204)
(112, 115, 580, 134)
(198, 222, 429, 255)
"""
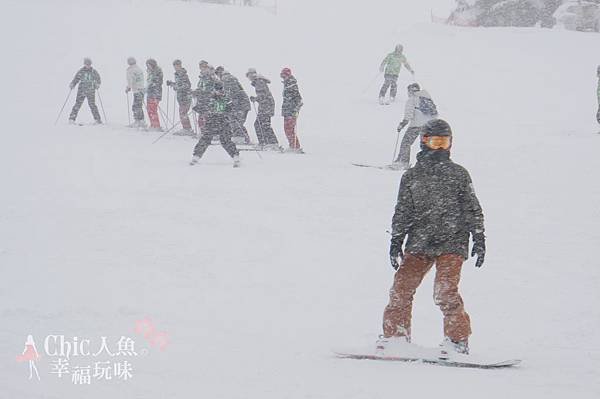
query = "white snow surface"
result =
(1, 0, 599, 397)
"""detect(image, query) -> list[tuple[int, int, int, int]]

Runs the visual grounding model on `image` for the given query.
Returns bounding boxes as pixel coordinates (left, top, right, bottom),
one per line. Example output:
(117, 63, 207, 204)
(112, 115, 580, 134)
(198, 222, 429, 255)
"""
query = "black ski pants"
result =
(132, 92, 145, 121)
(193, 124, 239, 159)
(69, 89, 101, 122)
(232, 110, 251, 143)
(379, 74, 399, 99)
(254, 114, 278, 145)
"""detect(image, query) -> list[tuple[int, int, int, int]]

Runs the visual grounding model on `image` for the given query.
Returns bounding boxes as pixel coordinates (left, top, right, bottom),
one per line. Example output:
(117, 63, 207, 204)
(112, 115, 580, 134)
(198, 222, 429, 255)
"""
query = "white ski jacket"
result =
(126, 65, 145, 93)
(403, 90, 437, 128)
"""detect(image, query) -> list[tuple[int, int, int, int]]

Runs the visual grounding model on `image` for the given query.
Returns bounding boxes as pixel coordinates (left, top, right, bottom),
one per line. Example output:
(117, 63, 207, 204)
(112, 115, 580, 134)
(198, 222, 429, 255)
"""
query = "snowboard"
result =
(334, 346, 521, 369)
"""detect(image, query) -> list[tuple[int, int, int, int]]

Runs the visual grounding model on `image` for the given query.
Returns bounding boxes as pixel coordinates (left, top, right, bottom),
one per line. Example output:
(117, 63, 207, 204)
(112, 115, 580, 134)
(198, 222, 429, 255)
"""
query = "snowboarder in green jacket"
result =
(379, 45, 414, 105)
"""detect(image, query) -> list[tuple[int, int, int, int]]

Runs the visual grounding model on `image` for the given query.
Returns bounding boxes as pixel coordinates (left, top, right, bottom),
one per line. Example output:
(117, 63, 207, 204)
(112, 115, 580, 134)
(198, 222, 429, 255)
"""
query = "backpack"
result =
(417, 96, 438, 117)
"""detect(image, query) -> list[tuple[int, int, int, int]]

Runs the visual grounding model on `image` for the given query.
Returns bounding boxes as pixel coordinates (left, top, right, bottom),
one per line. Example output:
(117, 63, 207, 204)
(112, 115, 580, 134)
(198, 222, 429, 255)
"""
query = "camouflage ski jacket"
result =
(391, 150, 485, 259)
(71, 67, 101, 92)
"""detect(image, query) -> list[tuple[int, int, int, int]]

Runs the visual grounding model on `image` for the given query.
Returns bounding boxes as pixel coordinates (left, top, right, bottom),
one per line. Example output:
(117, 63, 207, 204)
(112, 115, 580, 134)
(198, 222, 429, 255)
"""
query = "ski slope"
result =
(1, 0, 599, 397)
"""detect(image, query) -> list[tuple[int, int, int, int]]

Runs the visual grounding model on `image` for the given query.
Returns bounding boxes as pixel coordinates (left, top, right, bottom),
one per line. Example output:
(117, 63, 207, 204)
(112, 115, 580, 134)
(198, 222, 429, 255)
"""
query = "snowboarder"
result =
(246, 68, 279, 150)
(125, 57, 146, 128)
(146, 58, 163, 131)
(280, 67, 304, 153)
(380, 119, 486, 355)
(215, 66, 252, 144)
(391, 83, 438, 170)
(192, 60, 218, 135)
(68, 58, 102, 124)
(379, 45, 414, 105)
(190, 81, 240, 168)
(166, 59, 194, 136)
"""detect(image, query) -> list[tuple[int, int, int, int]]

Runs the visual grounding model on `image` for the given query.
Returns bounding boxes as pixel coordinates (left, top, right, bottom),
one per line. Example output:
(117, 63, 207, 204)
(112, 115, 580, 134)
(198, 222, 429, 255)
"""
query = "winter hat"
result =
(199, 60, 209, 68)
(395, 44, 404, 53)
(173, 59, 182, 66)
(280, 67, 292, 78)
(421, 119, 453, 151)
(215, 66, 224, 76)
(407, 83, 420, 93)
(246, 68, 257, 78)
(83, 57, 92, 66)
(127, 57, 136, 66)
(146, 58, 157, 68)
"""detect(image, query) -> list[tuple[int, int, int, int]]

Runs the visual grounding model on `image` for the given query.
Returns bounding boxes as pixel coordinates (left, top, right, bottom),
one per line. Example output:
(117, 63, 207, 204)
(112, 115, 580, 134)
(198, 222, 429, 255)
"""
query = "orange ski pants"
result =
(383, 253, 471, 342)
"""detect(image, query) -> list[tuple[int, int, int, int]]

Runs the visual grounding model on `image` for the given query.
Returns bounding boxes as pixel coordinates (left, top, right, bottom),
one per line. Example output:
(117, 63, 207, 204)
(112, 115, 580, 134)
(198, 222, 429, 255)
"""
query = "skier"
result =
(246, 68, 280, 150)
(68, 58, 102, 124)
(166, 59, 194, 136)
(125, 57, 146, 128)
(192, 60, 218, 135)
(390, 83, 438, 170)
(190, 81, 240, 168)
(280, 67, 304, 153)
(379, 44, 414, 105)
(215, 66, 252, 144)
(379, 119, 486, 355)
(145, 58, 163, 131)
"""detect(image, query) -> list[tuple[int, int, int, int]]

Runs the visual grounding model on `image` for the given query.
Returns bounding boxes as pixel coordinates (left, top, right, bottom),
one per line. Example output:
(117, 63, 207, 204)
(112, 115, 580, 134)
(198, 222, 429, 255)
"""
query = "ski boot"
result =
(375, 335, 410, 355)
(189, 155, 200, 166)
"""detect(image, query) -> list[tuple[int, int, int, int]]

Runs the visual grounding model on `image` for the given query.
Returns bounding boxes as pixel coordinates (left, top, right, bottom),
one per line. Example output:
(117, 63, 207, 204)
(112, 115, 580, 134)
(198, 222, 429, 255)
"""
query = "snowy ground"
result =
(1, 0, 599, 397)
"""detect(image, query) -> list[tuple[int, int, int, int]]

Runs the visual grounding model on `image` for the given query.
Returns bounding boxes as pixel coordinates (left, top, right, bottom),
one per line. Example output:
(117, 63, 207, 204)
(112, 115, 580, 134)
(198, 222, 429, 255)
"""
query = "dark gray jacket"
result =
(147, 67, 163, 100)
(71, 67, 101, 92)
(251, 76, 275, 116)
(221, 71, 251, 113)
(172, 68, 192, 104)
(281, 76, 303, 117)
(391, 150, 485, 259)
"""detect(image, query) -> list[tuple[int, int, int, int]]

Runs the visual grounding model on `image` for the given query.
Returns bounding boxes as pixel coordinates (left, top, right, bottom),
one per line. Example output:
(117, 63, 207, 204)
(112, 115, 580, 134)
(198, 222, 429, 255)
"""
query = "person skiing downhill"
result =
(391, 83, 438, 170)
(215, 66, 252, 144)
(246, 68, 280, 150)
(379, 44, 414, 105)
(190, 81, 240, 168)
(125, 57, 146, 128)
(145, 58, 163, 131)
(280, 67, 304, 153)
(166, 59, 194, 136)
(68, 58, 102, 124)
(379, 119, 486, 356)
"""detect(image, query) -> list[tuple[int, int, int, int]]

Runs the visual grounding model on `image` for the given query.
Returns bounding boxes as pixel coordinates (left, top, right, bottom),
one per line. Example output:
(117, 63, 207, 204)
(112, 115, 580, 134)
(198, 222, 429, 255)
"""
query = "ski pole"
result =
(392, 127, 402, 163)
(152, 108, 192, 144)
(361, 71, 382, 95)
(54, 88, 73, 125)
(126, 92, 131, 126)
(97, 89, 108, 123)
(231, 116, 262, 160)
(166, 86, 170, 125)
(252, 101, 266, 146)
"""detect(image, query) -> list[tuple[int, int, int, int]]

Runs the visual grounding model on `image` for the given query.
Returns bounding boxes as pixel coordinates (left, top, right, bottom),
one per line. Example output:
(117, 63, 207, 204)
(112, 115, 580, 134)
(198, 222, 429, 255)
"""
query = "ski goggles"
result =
(422, 135, 452, 150)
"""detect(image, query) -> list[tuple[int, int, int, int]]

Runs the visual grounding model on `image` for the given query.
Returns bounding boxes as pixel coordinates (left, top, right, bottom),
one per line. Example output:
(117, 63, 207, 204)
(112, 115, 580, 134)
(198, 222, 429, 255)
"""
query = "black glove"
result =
(250, 96, 257, 102)
(389, 235, 404, 270)
(166, 80, 174, 87)
(471, 233, 486, 268)
(397, 119, 408, 132)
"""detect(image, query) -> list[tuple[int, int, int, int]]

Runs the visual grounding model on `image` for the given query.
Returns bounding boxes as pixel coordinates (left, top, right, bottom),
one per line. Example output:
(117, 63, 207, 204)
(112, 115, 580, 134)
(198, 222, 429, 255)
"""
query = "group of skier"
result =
(67, 57, 304, 168)
(375, 44, 487, 357)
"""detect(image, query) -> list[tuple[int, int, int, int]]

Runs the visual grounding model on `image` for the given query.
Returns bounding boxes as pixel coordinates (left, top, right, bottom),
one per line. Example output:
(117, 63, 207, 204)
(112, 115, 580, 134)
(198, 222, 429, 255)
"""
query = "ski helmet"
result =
(83, 57, 92, 66)
(280, 67, 292, 78)
(423, 119, 452, 137)
(127, 57, 136, 66)
(246, 68, 257, 78)
(407, 83, 420, 93)
(146, 58, 157, 68)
